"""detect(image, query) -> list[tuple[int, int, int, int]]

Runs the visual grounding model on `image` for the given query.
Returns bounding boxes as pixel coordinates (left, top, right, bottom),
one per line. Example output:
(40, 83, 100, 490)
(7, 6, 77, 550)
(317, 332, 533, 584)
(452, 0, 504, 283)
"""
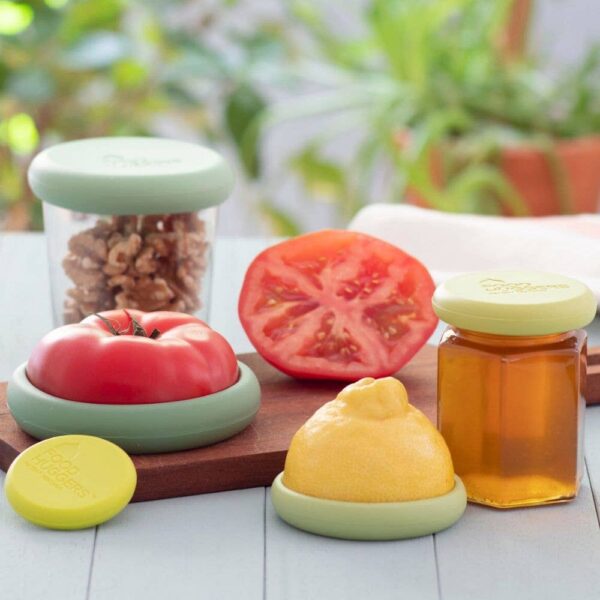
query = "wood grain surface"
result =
(0, 347, 437, 502)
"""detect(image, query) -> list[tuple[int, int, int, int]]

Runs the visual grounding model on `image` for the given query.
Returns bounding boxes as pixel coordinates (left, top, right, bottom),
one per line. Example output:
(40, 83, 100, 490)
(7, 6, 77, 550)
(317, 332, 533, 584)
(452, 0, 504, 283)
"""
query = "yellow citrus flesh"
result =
(283, 377, 455, 502)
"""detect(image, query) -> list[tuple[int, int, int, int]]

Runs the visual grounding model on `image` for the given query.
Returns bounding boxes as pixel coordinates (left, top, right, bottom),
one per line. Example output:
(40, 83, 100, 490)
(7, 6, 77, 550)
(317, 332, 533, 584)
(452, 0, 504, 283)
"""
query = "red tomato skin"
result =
(26, 310, 239, 405)
(238, 230, 438, 381)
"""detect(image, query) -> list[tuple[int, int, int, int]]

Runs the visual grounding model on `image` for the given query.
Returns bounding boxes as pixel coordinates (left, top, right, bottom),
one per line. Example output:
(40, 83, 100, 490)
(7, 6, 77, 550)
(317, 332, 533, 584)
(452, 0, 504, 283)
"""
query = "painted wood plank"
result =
(3, 233, 600, 600)
(265, 494, 440, 600)
(435, 475, 600, 600)
(584, 406, 600, 522)
(0, 234, 94, 600)
(0, 471, 95, 600)
(0, 233, 53, 381)
(85, 239, 271, 600)
(152, 235, 430, 600)
(88, 488, 265, 600)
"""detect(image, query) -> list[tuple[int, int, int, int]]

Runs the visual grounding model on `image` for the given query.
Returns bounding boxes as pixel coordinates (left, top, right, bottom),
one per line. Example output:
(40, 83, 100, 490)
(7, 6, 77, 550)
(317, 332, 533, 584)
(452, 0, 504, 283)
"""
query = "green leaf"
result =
(45, 0, 70, 9)
(0, 1, 34, 35)
(290, 146, 347, 203)
(224, 83, 267, 178)
(61, 31, 130, 70)
(0, 112, 39, 155)
(446, 164, 528, 216)
(58, 0, 123, 43)
(7, 67, 56, 103)
(161, 47, 228, 83)
(111, 59, 148, 90)
(0, 60, 9, 91)
(0, 159, 22, 203)
(257, 201, 301, 236)
(236, 28, 286, 64)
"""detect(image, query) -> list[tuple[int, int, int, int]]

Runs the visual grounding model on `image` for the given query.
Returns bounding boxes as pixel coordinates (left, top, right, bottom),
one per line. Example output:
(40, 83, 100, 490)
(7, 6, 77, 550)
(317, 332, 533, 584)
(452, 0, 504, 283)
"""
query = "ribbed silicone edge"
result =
(8, 361, 260, 454)
(271, 473, 466, 540)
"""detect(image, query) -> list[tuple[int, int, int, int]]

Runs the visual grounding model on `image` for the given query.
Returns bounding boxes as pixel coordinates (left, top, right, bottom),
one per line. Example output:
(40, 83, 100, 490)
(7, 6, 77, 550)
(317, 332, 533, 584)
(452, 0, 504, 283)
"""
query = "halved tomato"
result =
(238, 230, 438, 380)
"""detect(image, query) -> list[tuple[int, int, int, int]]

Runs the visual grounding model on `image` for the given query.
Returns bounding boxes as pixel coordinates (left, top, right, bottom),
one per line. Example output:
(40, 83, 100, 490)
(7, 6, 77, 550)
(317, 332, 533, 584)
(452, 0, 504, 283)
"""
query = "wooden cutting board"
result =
(1, 345, 599, 503)
(0, 348, 437, 502)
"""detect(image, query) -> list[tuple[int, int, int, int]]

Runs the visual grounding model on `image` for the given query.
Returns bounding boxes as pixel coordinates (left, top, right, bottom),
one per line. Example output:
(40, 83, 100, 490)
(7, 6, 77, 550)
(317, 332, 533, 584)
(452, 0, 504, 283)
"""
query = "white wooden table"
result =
(2, 233, 600, 600)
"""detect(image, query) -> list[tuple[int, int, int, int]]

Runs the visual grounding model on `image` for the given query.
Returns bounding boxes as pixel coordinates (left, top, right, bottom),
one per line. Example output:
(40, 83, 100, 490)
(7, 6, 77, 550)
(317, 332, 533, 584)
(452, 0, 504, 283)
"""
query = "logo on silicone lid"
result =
(102, 154, 182, 168)
(479, 278, 569, 294)
(25, 445, 91, 498)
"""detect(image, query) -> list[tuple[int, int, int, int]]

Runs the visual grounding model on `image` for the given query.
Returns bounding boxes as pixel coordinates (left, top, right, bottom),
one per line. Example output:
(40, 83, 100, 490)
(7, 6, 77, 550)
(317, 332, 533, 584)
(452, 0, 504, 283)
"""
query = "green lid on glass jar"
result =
(28, 137, 234, 215)
(432, 270, 597, 336)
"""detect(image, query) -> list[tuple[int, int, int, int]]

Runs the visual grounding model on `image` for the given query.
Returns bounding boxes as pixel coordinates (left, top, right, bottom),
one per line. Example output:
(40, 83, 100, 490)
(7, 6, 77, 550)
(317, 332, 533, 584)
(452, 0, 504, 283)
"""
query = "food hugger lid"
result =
(27, 137, 234, 215)
(4, 435, 136, 530)
(432, 270, 597, 336)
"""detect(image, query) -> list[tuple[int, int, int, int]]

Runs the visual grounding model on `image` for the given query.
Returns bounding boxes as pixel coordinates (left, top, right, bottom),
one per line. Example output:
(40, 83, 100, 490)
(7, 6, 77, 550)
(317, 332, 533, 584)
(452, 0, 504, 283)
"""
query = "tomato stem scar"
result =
(94, 311, 161, 339)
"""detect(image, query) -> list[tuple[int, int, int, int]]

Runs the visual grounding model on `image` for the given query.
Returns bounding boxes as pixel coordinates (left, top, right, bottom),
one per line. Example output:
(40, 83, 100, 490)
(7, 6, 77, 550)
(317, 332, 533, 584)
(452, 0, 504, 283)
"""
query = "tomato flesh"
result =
(238, 230, 438, 380)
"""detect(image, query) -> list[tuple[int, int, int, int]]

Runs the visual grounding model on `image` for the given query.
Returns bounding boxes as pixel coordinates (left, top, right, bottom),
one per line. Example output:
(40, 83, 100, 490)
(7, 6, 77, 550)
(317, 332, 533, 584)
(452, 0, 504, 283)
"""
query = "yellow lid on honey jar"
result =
(432, 270, 596, 336)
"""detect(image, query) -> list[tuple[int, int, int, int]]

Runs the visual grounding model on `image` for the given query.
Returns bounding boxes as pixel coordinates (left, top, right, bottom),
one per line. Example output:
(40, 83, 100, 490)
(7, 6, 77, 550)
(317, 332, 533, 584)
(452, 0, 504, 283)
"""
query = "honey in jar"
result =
(433, 271, 596, 508)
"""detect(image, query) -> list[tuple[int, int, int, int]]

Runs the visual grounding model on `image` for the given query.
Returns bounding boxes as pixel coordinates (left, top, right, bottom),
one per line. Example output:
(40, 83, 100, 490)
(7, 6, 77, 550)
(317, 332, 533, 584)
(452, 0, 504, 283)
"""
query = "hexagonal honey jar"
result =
(433, 271, 596, 508)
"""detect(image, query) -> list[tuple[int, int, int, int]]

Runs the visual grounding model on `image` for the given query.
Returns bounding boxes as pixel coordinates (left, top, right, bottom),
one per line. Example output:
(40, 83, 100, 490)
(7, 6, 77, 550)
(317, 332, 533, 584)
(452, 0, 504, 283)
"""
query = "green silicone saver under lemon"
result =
(8, 361, 260, 454)
(5, 435, 136, 530)
(271, 473, 467, 541)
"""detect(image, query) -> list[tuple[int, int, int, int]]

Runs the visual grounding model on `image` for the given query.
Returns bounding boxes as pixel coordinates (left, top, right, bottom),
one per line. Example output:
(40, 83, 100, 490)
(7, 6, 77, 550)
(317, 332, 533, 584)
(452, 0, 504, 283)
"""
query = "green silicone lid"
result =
(8, 361, 260, 454)
(433, 270, 596, 336)
(28, 137, 234, 215)
(271, 473, 466, 541)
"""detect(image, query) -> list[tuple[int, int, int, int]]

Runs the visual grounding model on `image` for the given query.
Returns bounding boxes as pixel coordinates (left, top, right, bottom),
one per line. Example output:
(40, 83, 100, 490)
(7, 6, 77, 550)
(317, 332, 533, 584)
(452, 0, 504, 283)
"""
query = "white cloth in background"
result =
(349, 204, 600, 305)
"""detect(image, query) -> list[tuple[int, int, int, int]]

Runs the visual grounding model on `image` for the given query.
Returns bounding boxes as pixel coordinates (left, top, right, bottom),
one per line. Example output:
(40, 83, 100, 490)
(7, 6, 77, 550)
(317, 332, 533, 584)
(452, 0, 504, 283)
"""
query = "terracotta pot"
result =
(499, 136, 600, 215)
(500, 0, 533, 60)
(404, 136, 600, 216)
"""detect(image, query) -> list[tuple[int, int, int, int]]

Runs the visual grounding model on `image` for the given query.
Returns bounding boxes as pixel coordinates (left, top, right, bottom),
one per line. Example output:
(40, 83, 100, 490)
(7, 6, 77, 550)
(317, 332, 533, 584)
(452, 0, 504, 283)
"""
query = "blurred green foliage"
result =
(2, 0, 600, 233)
(0, 0, 288, 230)
(255, 0, 600, 217)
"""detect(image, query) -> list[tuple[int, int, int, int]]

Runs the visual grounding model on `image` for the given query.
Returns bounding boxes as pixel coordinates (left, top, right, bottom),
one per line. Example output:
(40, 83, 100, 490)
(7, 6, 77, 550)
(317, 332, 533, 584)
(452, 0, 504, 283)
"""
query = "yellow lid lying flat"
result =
(433, 270, 596, 336)
(4, 435, 136, 530)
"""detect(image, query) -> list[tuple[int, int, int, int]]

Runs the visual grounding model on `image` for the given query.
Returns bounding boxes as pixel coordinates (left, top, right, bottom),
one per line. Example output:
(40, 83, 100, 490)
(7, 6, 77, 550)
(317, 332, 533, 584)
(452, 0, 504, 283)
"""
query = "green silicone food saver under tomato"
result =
(8, 361, 260, 454)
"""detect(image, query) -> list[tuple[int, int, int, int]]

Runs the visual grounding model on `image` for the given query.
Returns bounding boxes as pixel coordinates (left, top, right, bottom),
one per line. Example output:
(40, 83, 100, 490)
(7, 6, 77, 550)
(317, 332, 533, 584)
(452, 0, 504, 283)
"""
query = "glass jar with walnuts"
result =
(28, 137, 233, 325)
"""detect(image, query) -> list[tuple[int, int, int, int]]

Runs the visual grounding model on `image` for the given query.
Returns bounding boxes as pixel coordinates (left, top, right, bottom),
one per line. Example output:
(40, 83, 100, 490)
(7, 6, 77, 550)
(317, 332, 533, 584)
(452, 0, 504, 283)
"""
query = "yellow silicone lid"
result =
(432, 270, 596, 336)
(4, 435, 137, 530)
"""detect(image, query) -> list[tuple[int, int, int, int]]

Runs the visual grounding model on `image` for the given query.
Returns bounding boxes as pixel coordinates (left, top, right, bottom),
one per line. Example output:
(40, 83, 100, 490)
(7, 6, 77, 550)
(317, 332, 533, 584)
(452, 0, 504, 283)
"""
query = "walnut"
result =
(62, 255, 106, 288)
(106, 273, 135, 289)
(106, 233, 142, 272)
(169, 280, 201, 312)
(64, 298, 83, 324)
(64, 288, 113, 324)
(114, 276, 175, 311)
(62, 212, 209, 323)
(134, 245, 158, 274)
(67, 230, 108, 262)
(144, 234, 173, 257)
(111, 216, 138, 235)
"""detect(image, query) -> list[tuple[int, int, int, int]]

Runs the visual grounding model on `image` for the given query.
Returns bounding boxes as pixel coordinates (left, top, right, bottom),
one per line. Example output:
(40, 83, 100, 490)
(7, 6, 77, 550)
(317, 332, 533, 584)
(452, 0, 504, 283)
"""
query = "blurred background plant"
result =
(0, 0, 291, 230)
(258, 0, 600, 220)
(1, 0, 599, 233)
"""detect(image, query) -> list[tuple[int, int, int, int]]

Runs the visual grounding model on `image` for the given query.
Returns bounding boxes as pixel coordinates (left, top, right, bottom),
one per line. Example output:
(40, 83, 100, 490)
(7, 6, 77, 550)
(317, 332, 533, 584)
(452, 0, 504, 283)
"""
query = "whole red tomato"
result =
(27, 310, 238, 404)
(238, 230, 438, 381)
